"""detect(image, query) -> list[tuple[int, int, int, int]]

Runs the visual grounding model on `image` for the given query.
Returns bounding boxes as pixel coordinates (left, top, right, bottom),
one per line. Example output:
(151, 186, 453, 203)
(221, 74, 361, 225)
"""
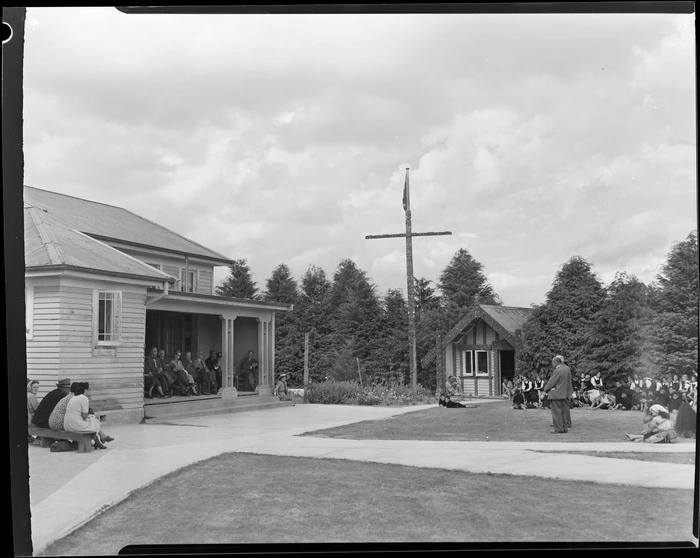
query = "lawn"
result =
(303, 399, 696, 450)
(43, 453, 696, 556)
(40, 400, 697, 556)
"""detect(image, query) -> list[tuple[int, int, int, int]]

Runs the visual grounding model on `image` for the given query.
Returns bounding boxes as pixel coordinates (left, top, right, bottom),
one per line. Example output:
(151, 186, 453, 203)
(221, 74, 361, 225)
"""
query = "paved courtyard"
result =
(27, 401, 698, 554)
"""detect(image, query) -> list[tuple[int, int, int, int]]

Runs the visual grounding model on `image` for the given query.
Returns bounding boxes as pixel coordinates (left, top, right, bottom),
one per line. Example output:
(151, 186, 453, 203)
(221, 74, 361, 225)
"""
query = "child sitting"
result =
(512, 389, 527, 410)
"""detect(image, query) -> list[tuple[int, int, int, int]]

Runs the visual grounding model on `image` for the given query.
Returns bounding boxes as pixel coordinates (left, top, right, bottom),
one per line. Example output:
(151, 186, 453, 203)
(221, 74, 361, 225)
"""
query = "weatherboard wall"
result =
(26, 275, 148, 424)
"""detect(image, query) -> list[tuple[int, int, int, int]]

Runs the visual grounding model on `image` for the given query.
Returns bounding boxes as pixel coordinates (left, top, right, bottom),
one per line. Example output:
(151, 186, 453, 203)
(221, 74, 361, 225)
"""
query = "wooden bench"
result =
(28, 426, 94, 453)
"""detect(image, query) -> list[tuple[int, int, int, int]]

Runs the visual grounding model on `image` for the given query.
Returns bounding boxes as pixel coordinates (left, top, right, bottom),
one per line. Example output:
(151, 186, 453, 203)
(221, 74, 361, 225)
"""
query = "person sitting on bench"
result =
(32, 377, 72, 428)
(64, 382, 114, 449)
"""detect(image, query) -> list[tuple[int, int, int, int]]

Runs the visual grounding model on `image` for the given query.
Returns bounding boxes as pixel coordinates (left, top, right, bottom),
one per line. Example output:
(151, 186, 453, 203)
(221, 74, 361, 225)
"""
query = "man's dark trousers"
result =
(550, 399, 568, 432)
(563, 399, 572, 429)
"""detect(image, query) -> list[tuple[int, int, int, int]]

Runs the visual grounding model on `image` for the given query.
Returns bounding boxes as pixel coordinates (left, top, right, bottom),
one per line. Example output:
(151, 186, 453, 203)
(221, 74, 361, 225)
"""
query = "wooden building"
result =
(24, 186, 291, 423)
(423, 304, 533, 397)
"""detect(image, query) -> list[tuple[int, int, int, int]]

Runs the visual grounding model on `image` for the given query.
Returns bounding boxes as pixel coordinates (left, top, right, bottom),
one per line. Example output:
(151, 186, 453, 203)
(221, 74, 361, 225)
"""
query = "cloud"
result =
(22, 9, 696, 309)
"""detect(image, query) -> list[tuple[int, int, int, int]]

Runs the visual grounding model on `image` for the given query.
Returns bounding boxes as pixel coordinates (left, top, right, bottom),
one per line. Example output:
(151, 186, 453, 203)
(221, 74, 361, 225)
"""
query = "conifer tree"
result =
(263, 264, 300, 382)
(414, 277, 440, 323)
(641, 231, 699, 378)
(438, 248, 500, 309)
(374, 289, 410, 384)
(518, 256, 606, 377)
(263, 263, 298, 304)
(216, 259, 258, 299)
(296, 265, 333, 382)
(578, 272, 653, 383)
(325, 259, 382, 379)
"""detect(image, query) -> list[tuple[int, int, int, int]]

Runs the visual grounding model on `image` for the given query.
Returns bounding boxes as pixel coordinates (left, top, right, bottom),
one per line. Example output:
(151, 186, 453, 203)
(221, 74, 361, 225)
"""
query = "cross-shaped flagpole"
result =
(366, 168, 452, 388)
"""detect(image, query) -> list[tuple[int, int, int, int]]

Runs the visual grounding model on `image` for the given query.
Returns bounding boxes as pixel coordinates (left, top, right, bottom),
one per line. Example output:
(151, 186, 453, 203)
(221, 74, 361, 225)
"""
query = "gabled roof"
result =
(24, 186, 234, 265)
(421, 304, 534, 367)
(25, 201, 176, 283)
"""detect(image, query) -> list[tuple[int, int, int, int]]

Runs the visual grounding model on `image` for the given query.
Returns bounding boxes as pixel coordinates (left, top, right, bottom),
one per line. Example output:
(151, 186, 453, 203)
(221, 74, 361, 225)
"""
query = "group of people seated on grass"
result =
(503, 367, 697, 439)
(503, 374, 547, 409)
(144, 347, 223, 398)
(574, 371, 698, 414)
(28, 377, 115, 451)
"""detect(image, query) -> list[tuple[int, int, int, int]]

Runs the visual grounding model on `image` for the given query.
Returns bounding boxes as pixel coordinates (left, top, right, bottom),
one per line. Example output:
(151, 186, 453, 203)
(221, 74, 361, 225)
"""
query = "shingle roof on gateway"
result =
(422, 304, 534, 367)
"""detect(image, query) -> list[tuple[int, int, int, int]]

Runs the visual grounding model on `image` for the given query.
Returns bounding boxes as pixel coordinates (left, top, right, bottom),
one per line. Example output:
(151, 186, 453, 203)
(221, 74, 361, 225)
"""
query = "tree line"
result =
(216, 230, 698, 388)
(517, 230, 699, 384)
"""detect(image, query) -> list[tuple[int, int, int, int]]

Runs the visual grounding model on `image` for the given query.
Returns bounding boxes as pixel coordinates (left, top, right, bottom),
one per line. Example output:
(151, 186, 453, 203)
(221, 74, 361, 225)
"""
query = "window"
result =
(147, 263, 162, 270)
(475, 350, 489, 376)
(462, 350, 489, 376)
(94, 290, 121, 346)
(179, 269, 197, 293)
(463, 350, 473, 375)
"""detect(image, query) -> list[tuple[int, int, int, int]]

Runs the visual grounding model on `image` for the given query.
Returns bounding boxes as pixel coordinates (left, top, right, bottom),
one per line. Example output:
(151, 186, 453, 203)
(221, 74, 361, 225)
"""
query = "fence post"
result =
(303, 332, 309, 404)
(435, 334, 444, 396)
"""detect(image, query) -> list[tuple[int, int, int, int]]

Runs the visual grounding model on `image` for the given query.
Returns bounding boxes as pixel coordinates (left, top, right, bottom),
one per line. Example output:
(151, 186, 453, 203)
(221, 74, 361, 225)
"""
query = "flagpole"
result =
(404, 168, 418, 389)
(365, 167, 451, 390)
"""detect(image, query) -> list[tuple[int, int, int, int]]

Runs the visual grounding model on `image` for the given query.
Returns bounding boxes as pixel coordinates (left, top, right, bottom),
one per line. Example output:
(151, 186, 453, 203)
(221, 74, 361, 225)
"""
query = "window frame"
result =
(462, 350, 474, 376)
(474, 350, 489, 376)
(179, 268, 198, 293)
(93, 290, 122, 347)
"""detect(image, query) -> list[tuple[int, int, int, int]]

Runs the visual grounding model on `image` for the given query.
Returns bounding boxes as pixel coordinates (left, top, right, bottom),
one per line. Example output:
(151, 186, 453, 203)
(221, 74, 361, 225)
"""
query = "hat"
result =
(56, 378, 71, 388)
(555, 355, 565, 363)
(279, 373, 288, 378)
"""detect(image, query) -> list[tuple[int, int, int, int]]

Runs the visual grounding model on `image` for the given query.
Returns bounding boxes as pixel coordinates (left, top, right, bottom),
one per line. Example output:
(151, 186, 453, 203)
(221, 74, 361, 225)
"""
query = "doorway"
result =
(499, 350, 515, 393)
(145, 310, 193, 357)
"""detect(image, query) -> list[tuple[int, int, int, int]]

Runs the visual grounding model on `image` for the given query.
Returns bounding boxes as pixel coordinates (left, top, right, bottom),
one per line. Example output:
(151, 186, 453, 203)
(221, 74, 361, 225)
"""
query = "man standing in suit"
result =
(543, 355, 573, 434)
(240, 350, 259, 392)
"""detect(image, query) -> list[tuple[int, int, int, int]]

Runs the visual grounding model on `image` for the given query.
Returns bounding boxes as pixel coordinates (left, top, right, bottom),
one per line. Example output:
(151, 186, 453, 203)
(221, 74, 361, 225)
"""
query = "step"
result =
(143, 395, 293, 421)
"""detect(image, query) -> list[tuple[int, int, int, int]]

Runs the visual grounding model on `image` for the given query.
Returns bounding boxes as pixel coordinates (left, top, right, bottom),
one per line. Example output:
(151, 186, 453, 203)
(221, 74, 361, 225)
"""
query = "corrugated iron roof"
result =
(24, 186, 233, 264)
(24, 200, 175, 282)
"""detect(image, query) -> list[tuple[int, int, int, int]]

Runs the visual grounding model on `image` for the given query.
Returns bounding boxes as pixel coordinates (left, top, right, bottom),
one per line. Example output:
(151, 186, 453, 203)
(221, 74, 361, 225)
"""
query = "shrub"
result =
(306, 380, 436, 406)
(306, 380, 360, 405)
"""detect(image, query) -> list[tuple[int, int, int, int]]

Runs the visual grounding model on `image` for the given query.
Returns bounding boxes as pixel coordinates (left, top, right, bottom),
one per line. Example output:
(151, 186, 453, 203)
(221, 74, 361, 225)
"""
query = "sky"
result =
(21, 7, 696, 308)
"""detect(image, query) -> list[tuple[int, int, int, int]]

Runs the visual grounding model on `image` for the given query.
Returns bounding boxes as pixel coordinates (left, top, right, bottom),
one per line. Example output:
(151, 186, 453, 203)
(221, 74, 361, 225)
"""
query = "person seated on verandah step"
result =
(193, 351, 216, 395)
(273, 373, 294, 402)
(169, 351, 198, 396)
(144, 347, 166, 399)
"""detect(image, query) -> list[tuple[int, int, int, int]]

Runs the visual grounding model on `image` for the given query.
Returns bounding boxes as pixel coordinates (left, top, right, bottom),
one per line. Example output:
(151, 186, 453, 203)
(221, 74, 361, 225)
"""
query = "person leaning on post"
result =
(543, 355, 574, 434)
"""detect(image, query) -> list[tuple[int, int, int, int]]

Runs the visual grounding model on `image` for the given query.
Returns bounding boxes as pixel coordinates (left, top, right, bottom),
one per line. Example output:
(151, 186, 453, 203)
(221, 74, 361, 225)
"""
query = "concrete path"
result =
(28, 402, 697, 555)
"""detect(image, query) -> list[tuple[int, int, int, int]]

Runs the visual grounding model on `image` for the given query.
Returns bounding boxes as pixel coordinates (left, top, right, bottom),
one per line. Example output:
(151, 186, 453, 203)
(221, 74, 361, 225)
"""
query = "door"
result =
(499, 350, 515, 394)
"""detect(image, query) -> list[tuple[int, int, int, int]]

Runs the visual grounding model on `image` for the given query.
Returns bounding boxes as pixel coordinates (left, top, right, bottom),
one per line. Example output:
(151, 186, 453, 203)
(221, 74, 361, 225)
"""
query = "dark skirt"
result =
(675, 402, 697, 438)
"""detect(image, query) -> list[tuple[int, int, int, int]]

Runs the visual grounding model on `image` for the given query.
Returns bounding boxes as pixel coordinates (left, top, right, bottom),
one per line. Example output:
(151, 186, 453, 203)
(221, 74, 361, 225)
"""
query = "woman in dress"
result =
(625, 404, 677, 443)
(675, 400, 697, 438)
(27, 380, 40, 443)
(49, 389, 73, 431)
(63, 382, 113, 449)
